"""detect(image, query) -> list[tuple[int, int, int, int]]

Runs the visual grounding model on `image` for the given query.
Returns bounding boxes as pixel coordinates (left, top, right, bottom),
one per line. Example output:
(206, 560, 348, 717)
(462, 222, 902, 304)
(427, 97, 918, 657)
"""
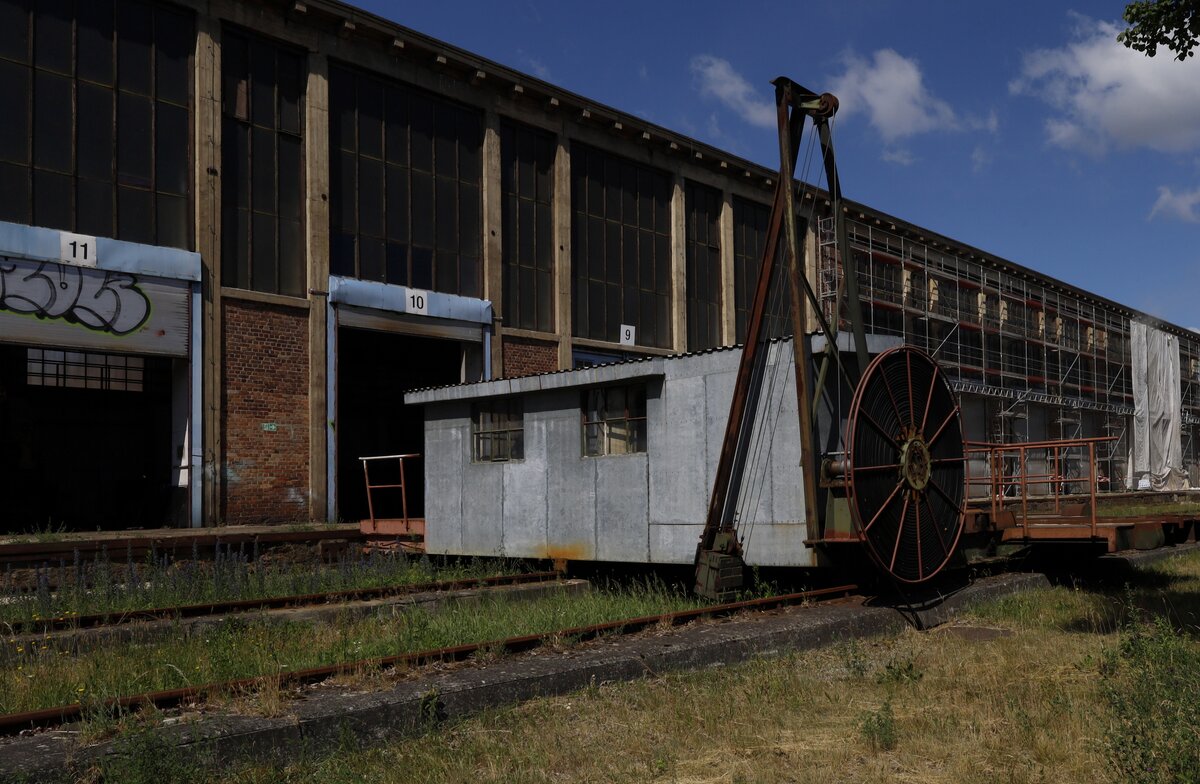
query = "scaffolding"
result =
(817, 216, 1200, 491)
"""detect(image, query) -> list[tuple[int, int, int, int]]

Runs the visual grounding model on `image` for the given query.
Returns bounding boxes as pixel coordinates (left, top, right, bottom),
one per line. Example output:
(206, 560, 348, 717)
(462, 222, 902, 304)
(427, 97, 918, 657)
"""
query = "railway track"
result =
(4, 571, 562, 635)
(0, 526, 364, 567)
(0, 582, 859, 735)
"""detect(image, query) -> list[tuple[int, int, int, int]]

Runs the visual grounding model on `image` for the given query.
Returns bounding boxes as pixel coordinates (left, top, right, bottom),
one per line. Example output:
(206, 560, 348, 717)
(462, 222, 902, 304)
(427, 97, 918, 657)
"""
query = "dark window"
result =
(685, 181, 722, 350)
(26, 348, 144, 392)
(570, 144, 672, 349)
(329, 63, 482, 296)
(0, 0, 194, 246)
(732, 197, 769, 343)
(471, 398, 524, 462)
(501, 119, 554, 332)
(581, 384, 647, 456)
(222, 28, 305, 296)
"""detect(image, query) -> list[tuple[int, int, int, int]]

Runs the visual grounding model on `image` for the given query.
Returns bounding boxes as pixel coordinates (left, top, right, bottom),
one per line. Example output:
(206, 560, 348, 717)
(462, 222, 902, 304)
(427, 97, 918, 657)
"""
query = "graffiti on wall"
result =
(0, 258, 151, 336)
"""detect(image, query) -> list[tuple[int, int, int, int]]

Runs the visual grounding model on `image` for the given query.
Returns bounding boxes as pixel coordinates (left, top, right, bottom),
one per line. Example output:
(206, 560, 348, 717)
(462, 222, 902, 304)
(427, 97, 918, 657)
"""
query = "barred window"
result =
(501, 119, 554, 332)
(685, 181, 722, 350)
(581, 384, 646, 456)
(26, 348, 143, 392)
(0, 0, 194, 249)
(570, 144, 672, 348)
(329, 64, 482, 296)
(221, 27, 305, 296)
(472, 399, 524, 462)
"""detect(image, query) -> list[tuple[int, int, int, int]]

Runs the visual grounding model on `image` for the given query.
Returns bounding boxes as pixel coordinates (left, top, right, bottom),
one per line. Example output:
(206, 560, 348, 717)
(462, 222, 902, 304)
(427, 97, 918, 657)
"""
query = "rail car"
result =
(401, 78, 1200, 599)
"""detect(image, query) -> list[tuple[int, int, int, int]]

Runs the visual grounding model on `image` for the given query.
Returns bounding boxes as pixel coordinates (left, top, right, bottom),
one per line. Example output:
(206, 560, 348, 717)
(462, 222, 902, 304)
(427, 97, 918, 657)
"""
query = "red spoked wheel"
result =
(845, 347, 966, 583)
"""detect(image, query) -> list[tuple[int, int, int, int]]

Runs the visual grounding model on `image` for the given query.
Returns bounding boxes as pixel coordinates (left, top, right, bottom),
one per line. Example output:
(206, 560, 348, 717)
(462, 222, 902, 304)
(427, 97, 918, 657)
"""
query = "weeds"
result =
(0, 547, 505, 630)
(1101, 617, 1200, 784)
(859, 700, 897, 751)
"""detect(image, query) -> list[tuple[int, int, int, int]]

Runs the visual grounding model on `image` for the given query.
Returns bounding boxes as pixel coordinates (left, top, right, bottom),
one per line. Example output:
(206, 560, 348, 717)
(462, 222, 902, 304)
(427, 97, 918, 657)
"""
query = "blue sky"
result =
(355, 1, 1200, 329)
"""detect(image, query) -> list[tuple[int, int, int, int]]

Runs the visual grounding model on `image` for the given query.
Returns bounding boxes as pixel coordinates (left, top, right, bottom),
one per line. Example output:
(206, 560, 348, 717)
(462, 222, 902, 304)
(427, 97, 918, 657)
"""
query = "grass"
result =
(0, 579, 701, 717)
(0, 547, 506, 629)
(73, 550, 1200, 784)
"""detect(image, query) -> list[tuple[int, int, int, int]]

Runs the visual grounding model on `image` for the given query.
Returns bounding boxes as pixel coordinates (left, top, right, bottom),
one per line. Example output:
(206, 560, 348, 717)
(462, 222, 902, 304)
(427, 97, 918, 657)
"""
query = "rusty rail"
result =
(965, 436, 1117, 537)
(0, 583, 859, 735)
(0, 528, 364, 567)
(7, 572, 560, 635)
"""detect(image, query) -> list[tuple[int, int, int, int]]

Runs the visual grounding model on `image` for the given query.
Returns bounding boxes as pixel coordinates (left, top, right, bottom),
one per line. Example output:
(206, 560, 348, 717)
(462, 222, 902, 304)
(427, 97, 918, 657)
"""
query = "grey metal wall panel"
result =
(543, 393, 598, 561)
(649, 372, 708, 526)
(741, 522, 815, 567)
(649, 522, 701, 564)
(422, 412, 466, 555)
(594, 452, 649, 562)
(461, 460, 505, 556)
(0, 257, 190, 356)
(501, 412, 550, 557)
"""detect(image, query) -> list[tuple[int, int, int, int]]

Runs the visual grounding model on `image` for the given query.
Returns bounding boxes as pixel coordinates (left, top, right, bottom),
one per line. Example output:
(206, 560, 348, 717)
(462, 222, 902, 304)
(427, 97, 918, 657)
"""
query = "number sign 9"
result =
(407, 288, 430, 316)
(619, 324, 636, 346)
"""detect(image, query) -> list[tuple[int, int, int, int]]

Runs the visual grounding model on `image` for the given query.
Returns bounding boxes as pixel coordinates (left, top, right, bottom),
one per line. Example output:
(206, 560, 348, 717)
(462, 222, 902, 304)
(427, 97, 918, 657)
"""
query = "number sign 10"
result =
(59, 231, 98, 268)
(407, 288, 430, 316)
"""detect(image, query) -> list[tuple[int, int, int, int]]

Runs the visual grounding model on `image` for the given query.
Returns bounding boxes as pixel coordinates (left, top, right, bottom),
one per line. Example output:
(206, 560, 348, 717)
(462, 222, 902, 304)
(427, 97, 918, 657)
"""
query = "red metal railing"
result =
(359, 453, 419, 533)
(964, 436, 1117, 538)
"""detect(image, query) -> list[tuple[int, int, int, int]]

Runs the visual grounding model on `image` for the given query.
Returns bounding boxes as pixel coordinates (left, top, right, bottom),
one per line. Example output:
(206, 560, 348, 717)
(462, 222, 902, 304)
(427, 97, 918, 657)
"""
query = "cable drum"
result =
(845, 347, 965, 583)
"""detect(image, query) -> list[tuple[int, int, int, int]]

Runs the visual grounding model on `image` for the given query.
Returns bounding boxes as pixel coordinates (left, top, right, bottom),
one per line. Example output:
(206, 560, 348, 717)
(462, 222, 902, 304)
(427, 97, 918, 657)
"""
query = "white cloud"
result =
(828, 49, 959, 142)
(517, 49, 551, 81)
(1011, 16, 1200, 154)
(881, 148, 915, 166)
(1149, 186, 1200, 222)
(971, 145, 991, 173)
(689, 55, 775, 129)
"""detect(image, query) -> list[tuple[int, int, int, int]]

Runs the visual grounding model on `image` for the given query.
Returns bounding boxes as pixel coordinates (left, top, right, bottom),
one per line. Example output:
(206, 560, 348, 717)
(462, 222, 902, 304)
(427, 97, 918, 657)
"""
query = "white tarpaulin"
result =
(1131, 321, 1188, 491)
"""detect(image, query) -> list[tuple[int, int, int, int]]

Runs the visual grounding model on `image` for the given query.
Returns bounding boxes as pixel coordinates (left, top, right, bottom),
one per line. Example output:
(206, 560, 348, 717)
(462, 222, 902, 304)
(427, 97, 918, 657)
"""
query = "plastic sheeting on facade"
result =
(1130, 321, 1189, 491)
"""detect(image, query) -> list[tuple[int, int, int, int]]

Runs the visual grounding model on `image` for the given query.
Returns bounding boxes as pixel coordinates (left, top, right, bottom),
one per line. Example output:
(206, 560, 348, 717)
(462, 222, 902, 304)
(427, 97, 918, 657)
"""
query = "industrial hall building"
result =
(0, 0, 1197, 532)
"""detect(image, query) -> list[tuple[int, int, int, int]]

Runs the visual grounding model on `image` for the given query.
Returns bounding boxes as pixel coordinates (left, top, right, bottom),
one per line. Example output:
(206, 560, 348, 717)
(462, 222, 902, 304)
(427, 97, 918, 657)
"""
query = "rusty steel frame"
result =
(359, 452, 419, 533)
(0, 583, 860, 735)
(696, 79, 860, 589)
(965, 436, 1116, 540)
(9, 572, 560, 635)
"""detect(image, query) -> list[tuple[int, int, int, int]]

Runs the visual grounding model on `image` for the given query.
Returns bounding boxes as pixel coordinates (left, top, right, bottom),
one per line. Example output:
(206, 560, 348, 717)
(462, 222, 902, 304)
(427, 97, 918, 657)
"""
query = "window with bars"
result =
(685, 181, 722, 350)
(0, 0, 194, 249)
(26, 348, 143, 391)
(329, 64, 482, 297)
(471, 398, 524, 462)
(221, 27, 305, 297)
(570, 144, 672, 349)
(732, 197, 768, 343)
(581, 384, 647, 456)
(501, 119, 554, 332)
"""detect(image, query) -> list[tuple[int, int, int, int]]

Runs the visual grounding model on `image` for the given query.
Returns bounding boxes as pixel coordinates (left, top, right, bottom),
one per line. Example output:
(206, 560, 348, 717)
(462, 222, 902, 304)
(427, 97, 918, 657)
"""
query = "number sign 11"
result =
(59, 231, 98, 268)
(407, 288, 430, 316)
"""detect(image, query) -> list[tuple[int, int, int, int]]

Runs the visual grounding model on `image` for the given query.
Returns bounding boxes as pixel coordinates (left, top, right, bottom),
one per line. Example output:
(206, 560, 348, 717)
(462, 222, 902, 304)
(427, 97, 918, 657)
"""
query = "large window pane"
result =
(328, 63, 480, 294)
(570, 143, 671, 347)
(500, 120, 554, 332)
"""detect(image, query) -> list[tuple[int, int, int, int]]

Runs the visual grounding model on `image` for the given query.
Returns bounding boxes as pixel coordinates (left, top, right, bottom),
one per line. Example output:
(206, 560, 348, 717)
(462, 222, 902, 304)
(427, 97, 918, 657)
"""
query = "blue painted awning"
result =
(328, 276, 493, 324)
(0, 220, 202, 282)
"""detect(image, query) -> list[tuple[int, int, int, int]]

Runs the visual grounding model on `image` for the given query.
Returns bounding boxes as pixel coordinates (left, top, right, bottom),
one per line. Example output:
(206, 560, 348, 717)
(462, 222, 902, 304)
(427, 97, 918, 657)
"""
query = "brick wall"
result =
(221, 299, 310, 524)
(502, 334, 559, 378)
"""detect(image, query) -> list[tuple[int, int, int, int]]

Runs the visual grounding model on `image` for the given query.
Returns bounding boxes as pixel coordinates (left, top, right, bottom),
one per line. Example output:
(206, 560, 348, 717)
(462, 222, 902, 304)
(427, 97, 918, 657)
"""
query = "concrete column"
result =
(670, 174, 686, 353)
(804, 221, 820, 334)
(481, 111, 503, 378)
(719, 190, 735, 346)
(552, 136, 572, 369)
(306, 54, 330, 522)
(195, 17, 222, 524)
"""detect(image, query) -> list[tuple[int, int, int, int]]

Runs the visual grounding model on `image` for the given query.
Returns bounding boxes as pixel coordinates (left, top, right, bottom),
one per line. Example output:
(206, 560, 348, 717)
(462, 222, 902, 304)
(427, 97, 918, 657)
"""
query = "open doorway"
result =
(0, 344, 177, 532)
(336, 328, 464, 523)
